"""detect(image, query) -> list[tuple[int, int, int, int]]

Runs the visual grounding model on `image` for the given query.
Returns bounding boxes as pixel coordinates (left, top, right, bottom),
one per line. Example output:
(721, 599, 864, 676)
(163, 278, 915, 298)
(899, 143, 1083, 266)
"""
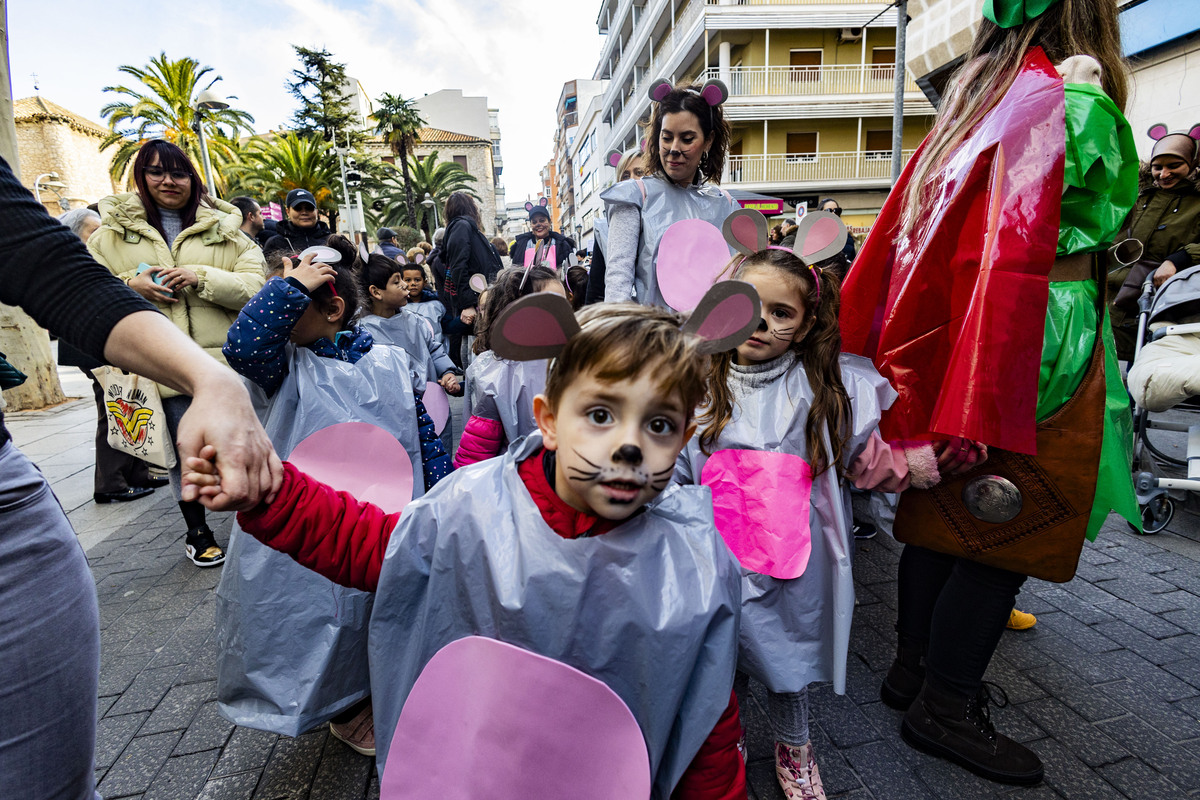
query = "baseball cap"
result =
(287, 188, 317, 209)
(377, 227, 397, 241)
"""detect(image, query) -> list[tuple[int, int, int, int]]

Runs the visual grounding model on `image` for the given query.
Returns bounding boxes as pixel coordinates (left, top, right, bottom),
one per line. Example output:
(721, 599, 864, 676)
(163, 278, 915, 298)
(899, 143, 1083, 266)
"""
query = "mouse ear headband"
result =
(723, 208, 847, 306)
(648, 79, 728, 131)
(490, 281, 761, 362)
(1148, 123, 1200, 169)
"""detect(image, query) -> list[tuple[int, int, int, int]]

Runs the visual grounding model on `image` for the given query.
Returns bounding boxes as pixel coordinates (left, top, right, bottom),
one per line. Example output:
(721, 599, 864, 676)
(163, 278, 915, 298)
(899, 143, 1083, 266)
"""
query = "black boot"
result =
(901, 680, 1043, 786)
(880, 634, 925, 710)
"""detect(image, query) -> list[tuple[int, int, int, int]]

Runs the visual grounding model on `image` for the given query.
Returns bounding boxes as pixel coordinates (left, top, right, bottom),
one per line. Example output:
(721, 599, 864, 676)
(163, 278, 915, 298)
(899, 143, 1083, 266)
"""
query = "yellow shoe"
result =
(1006, 609, 1037, 631)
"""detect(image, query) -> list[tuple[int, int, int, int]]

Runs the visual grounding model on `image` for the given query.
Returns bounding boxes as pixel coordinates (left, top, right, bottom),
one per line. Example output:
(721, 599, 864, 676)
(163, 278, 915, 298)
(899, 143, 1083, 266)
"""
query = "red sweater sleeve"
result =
(236, 461, 402, 592)
(671, 690, 746, 800)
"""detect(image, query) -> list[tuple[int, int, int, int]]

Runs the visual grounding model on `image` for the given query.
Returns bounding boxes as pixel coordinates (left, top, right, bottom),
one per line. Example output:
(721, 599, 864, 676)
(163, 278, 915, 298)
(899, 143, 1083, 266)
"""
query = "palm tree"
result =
(100, 53, 255, 195)
(371, 93, 424, 228)
(231, 131, 341, 226)
(370, 150, 478, 237)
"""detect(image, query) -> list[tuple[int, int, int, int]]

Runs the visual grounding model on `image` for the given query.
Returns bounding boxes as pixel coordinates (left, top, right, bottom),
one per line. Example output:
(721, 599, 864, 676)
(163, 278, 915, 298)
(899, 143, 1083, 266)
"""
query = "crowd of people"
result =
(4, 0, 1200, 797)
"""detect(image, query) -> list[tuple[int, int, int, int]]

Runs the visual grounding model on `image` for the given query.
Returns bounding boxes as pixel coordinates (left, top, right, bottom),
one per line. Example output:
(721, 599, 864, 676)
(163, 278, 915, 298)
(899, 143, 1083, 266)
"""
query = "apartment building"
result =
(552, 79, 607, 239)
(589, 0, 936, 231)
(570, 91, 612, 250)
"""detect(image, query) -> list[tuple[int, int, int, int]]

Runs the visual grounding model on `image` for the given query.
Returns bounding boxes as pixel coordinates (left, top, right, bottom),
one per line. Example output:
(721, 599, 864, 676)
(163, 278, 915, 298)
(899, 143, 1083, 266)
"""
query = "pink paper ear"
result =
(395, 254, 407, 266)
(380, 637, 651, 800)
(423, 382, 450, 435)
(1148, 123, 1169, 141)
(413, 252, 425, 264)
(607, 149, 623, 168)
(681, 280, 762, 355)
(648, 79, 673, 103)
(468, 273, 488, 293)
(1189, 124, 1200, 140)
(722, 208, 769, 256)
(639, 138, 646, 152)
(358, 242, 371, 263)
(288, 422, 414, 513)
(700, 79, 729, 106)
(539, 198, 548, 207)
(490, 292, 581, 361)
(791, 210, 848, 266)
(655, 219, 733, 312)
(525, 201, 534, 212)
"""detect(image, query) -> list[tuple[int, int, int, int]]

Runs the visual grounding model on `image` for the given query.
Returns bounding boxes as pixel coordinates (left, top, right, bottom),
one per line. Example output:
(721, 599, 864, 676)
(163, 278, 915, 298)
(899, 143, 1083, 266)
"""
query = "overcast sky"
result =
(9, 0, 606, 202)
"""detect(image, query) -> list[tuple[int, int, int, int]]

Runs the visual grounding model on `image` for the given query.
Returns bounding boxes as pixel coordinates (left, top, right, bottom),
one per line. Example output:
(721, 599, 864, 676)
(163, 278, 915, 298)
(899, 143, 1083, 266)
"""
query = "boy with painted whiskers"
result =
(184, 286, 761, 799)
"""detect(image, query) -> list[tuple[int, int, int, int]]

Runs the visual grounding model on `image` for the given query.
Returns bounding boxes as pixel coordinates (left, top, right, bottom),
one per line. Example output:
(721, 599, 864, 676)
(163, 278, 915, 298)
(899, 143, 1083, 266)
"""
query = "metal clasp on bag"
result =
(962, 475, 1023, 523)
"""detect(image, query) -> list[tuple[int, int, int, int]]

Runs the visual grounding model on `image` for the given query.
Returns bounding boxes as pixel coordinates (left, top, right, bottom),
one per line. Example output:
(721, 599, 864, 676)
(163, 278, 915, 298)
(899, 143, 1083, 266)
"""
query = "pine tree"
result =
(286, 46, 365, 147)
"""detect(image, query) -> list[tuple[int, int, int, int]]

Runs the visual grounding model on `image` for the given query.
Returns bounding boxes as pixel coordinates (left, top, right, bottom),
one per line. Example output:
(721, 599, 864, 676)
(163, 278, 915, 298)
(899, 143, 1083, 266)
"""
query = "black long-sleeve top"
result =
(0, 156, 155, 447)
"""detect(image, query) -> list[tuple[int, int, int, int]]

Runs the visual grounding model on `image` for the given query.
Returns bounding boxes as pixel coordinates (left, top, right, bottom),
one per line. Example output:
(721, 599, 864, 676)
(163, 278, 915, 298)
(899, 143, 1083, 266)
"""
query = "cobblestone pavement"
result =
(10, 375, 1200, 799)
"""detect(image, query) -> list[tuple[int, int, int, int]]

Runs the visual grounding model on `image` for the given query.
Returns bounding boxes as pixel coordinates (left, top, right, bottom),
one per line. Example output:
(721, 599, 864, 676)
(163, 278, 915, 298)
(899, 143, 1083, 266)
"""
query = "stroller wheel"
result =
(1132, 497, 1174, 535)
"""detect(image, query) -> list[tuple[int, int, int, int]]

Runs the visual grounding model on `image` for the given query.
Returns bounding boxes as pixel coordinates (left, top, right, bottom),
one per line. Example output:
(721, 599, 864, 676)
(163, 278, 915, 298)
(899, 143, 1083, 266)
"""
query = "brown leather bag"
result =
(892, 295, 1107, 583)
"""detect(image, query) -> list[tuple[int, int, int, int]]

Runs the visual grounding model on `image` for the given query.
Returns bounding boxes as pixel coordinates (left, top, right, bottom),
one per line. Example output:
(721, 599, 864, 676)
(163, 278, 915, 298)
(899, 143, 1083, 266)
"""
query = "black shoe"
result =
(853, 521, 878, 540)
(184, 526, 225, 568)
(901, 681, 1043, 786)
(137, 476, 170, 489)
(94, 487, 155, 504)
(881, 634, 926, 710)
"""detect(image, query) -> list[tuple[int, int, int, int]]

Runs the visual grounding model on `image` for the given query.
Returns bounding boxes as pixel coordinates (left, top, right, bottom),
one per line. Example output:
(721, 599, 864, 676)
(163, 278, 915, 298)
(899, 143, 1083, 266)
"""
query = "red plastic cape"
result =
(840, 48, 1065, 455)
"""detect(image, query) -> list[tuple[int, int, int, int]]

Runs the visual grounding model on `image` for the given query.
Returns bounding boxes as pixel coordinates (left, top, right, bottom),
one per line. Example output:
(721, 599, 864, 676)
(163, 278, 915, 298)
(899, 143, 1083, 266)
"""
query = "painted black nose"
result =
(613, 444, 643, 465)
(757, 317, 768, 332)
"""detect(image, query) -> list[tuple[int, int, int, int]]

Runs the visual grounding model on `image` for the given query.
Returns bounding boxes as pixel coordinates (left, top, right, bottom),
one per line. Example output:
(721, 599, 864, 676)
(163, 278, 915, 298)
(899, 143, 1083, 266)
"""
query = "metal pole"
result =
(195, 113, 218, 197)
(890, 0, 908, 185)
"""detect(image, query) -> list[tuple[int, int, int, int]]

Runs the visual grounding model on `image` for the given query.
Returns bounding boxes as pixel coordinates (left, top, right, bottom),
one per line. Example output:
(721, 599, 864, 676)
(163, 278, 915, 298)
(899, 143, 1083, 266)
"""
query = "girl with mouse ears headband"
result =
(599, 78, 741, 307)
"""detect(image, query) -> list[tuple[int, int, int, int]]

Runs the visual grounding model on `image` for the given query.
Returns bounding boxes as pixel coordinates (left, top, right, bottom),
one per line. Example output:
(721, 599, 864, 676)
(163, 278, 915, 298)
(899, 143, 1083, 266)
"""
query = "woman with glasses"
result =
(89, 139, 266, 568)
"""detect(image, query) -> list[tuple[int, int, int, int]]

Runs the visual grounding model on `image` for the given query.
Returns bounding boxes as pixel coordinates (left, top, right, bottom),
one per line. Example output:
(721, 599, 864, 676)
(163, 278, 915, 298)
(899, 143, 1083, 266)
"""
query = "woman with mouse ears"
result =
(601, 79, 740, 307)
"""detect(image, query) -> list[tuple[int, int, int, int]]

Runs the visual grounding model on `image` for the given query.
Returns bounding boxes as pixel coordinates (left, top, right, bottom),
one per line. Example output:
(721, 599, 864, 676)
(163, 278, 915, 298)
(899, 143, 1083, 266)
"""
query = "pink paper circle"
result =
(505, 306, 569, 347)
(381, 637, 650, 800)
(423, 382, 450, 435)
(701, 449, 814, 579)
(656, 219, 732, 312)
(288, 422, 414, 513)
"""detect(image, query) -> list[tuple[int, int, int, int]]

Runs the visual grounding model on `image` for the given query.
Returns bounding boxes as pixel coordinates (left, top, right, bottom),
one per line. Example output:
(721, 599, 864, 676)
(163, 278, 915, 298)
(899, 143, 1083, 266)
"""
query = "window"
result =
(865, 129, 892, 159)
(870, 48, 896, 82)
(789, 50, 822, 82)
(382, 156, 395, 165)
(786, 132, 817, 163)
(580, 170, 595, 199)
(453, 155, 469, 170)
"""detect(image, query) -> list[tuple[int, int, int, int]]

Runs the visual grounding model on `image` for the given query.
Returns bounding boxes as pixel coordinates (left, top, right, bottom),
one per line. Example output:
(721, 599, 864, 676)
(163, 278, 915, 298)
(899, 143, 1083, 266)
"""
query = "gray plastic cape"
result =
(462, 350, 547, 444)
(215, 344, 426, 735)
(369, 433, 741, 799)
(406, 298, 447, 347)
(600, 175, 739, 307)
(360, 311, 455, 381)
(676, 354, 894, 694)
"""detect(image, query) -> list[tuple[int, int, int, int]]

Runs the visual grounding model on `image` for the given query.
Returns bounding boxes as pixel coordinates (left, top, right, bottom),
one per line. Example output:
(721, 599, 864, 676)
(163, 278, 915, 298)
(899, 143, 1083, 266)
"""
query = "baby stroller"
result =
(1125, 263, 1200, 533)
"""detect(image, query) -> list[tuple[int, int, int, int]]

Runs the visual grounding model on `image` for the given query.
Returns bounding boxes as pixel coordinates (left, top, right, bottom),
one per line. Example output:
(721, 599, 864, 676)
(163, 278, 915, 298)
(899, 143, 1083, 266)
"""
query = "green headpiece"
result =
(983, 0, 1061, 28)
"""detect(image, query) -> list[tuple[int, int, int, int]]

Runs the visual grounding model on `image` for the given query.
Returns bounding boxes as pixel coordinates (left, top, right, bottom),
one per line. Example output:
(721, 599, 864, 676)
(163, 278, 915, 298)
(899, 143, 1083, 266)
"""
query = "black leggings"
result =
(897, 544, 1027, 698)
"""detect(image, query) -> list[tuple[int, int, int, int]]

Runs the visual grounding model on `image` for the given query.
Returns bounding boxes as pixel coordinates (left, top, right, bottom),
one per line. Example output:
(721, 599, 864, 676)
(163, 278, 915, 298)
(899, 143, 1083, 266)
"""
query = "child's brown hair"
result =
(543, 303, 710, 422)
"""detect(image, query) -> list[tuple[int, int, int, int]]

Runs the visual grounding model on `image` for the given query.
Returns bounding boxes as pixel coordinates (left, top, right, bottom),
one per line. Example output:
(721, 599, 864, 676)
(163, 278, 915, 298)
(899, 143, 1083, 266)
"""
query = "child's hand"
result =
(182, 445, 222, 497)
(283, 252, 337, 293)
(438, 372, 462, 396)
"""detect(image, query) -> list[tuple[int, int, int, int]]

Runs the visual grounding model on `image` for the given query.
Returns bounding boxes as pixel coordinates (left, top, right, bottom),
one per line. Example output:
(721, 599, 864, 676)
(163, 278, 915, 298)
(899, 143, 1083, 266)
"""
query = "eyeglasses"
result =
(143, 166, 191, 182)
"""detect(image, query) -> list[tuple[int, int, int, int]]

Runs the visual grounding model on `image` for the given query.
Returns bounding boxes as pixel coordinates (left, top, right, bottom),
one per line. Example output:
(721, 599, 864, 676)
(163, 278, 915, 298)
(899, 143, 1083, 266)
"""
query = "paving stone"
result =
(98, 652, 156, 699)
(809, 684, 881, 749)
(106, 665, 183, 716)
(196, 771, 259, 800)
(98, 694, 119, 718)
(1093, 620, 1188, 665)
(1103, 678, 1200, 742)
(143, 749, 220, 800)
(120, 617, 187, 656)
(982, 652, 1047, 706)
(1093, 649, 1200, 703)
(807, 721, 862, 798)
(1096, 756, 1190, 800)
(175, 702, 236, 756)
(251, 730, 326, 798)
(1031, 738, 1127, 799)
(97, 731, 182, 798)
(1021, 698, 1130, 767)
(141, 680, 215, 735)
(306, 741, 373, 800)
(1023, 662, 1125, 723)
(96, 712, 150, 769)
(211, 726, 277, 779)
(842, 740, 936, 799)
(1035, 587, 1117, 626)
(1099, 714, 1200, 788)
(1034, 611, 1122, 655)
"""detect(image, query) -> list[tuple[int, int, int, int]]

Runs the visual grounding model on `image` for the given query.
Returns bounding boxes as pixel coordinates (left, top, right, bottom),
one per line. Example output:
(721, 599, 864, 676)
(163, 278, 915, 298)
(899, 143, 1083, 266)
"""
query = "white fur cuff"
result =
(905, 444, 941, 490)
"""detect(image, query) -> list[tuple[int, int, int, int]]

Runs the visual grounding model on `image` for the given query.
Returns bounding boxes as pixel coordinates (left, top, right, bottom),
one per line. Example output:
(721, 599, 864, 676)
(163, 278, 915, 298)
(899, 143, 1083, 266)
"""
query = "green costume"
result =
(1037, 82, 1140, 539)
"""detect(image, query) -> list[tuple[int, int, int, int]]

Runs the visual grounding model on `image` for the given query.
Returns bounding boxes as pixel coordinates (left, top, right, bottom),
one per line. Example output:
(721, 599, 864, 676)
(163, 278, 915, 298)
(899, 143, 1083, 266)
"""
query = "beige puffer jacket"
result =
(88, 192, 266, 397)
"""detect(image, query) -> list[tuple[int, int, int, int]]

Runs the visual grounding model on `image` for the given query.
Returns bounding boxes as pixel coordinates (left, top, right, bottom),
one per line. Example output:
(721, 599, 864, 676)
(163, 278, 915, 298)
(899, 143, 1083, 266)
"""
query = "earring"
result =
(701, 151, 709, 165)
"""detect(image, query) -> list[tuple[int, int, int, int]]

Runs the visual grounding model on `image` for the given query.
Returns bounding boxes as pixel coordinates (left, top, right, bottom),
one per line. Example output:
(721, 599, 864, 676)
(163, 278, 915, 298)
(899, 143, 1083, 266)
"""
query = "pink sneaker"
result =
(329, 703, 376, 756)
(775, 741, 827, 800)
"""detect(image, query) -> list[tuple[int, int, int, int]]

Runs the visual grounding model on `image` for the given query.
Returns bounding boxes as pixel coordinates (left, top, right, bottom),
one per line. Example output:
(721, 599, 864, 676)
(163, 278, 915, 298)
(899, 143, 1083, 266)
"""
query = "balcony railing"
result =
(726, 149, 915, 184)
(704, 64, 920, 96)
(612, 0, 703, 137)
(705, 0, 884, 4)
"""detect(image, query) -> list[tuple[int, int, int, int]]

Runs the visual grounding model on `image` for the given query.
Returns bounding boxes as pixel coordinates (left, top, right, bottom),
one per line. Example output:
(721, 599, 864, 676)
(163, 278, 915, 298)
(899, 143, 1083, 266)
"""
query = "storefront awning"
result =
(728, 190, 790, 217)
